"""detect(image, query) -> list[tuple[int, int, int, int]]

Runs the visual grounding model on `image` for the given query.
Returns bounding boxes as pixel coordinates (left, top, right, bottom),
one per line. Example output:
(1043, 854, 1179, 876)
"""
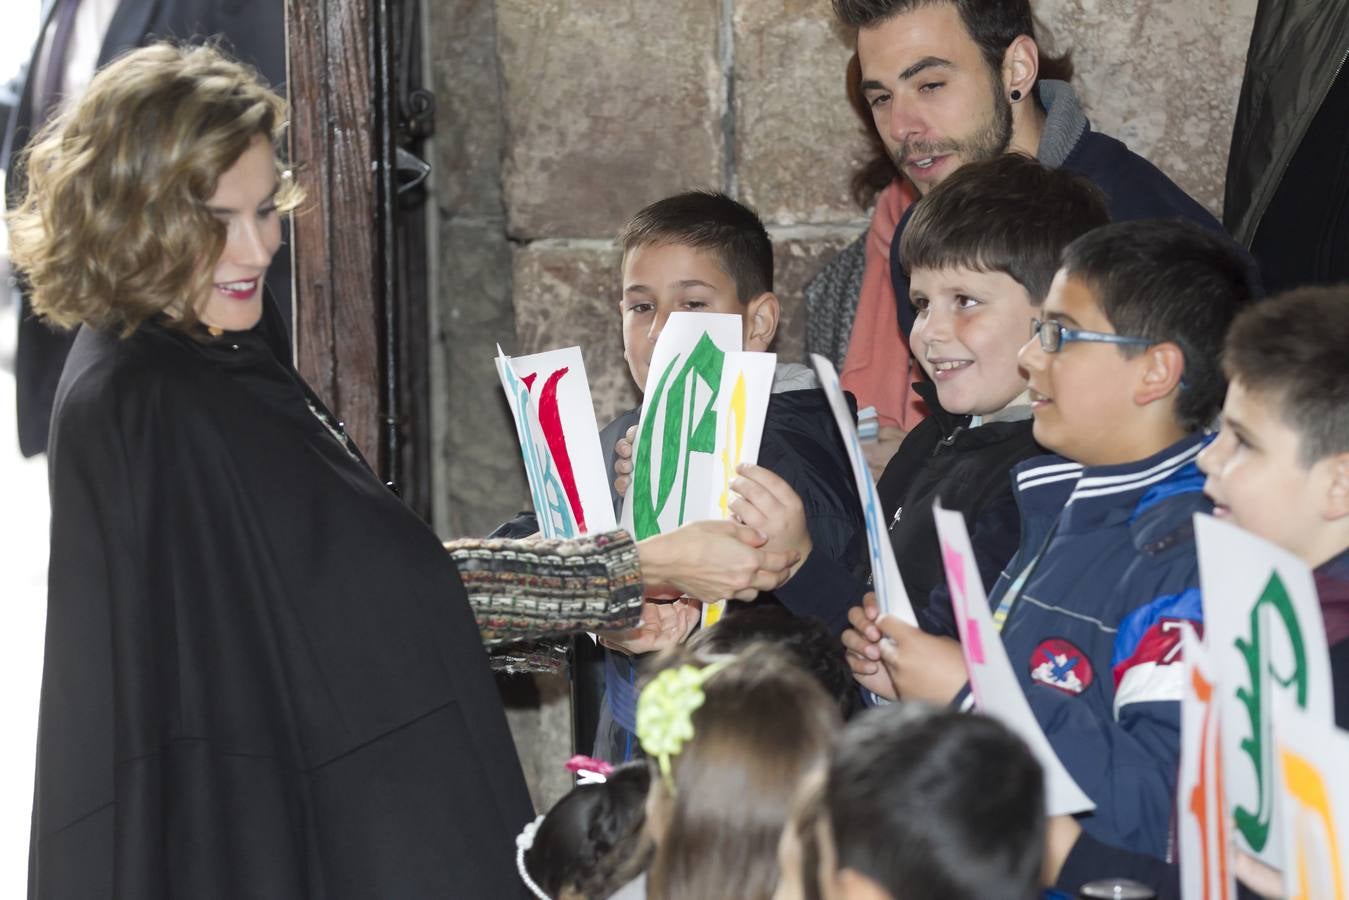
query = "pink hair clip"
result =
(564, 755, 613, 784)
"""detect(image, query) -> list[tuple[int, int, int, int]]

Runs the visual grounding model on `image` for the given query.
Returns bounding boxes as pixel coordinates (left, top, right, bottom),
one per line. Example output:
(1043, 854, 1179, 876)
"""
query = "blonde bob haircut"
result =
(6, 42, 303, 334)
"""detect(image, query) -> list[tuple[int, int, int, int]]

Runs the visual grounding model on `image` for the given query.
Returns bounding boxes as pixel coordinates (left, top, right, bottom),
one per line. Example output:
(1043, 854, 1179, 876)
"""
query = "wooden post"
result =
(286, 0, 381, 463)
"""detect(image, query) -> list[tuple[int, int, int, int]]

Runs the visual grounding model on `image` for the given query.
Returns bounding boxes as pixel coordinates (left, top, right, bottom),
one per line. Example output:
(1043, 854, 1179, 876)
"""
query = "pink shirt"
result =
(839, 178, 926, 430)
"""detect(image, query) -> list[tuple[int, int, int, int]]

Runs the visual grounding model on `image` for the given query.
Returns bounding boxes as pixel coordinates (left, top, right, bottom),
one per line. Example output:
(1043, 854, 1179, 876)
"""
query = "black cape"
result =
(32, 298, 533, 898)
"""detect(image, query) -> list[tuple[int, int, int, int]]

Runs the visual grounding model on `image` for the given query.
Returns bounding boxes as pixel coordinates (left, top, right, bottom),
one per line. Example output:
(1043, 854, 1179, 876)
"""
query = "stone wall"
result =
(427, 0, 1256, 809)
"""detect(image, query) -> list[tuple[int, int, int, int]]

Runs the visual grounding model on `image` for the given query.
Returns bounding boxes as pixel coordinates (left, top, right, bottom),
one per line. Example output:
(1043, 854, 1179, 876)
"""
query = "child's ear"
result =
(1323, 453, 1349, 522)
(1133, 341, 1186, 407)
(744, 292, 780, 352)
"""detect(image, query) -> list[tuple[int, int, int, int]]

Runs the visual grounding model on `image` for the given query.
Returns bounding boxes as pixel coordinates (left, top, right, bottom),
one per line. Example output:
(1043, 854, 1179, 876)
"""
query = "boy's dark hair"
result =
(616, 190, 774, 301)
(1059, 219, 1258, 432)
(833, 0, 1043, 80)
(689, 604, 864, 719)
(525, 762, 653, 899)
(1223, 285, 1349, 464)
(900, 153, 1109, 303)
(827, 705, 1045, 900)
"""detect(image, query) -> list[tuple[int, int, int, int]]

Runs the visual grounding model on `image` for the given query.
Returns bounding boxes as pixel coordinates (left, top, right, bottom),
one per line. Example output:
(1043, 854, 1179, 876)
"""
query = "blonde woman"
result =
(9, 43, 796, 898)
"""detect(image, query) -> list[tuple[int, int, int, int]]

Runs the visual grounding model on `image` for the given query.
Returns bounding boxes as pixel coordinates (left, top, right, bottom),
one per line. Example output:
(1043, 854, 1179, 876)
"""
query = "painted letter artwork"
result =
(809, 354, 916, 626)
(702, 350, 776, 628)
(1178, 623, 1234, 900)
(1195, 514, 1334, 869)
(619, 313, 775, 624)
(1274, 699, 1349, 900)
(932, 503, 1093, 816)
(495, 345, 616, 539)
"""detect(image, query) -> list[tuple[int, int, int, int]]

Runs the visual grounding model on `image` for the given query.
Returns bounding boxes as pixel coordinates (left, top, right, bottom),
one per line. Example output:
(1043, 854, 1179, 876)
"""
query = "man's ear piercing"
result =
(1010, 89, 1023, 102)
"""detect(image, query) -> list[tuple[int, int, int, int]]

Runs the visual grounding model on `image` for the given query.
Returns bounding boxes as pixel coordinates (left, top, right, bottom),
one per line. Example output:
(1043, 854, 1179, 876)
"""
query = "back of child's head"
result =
(827, 704, 1045, 900)
(1058, 219, 1258, 431)
(689, 604, 864, 719)
(523, 762, 653, 899)
(1222, 284, 1349, 465)
(615, 191, 774, 302)
(899, 153, 1110, 304)
(640, 644, 841, 900)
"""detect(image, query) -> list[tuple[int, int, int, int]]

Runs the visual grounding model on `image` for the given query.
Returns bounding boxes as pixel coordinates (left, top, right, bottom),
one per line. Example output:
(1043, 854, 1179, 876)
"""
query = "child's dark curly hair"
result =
(690, 604, 864, 719)
(524, 762, 653, 899)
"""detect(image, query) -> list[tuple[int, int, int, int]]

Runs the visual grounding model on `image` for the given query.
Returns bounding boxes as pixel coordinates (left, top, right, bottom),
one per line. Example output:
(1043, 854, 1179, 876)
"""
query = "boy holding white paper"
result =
(1043, 286, 1349, 898)
(596, 191, 868, 760)
(1198, 285, 1349, 728)
(851, 220, 1257, 859)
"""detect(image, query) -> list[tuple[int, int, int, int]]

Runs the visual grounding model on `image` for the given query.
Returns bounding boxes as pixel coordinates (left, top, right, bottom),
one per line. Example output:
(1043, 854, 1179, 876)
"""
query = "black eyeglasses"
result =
(1029, 318, 1155, 353)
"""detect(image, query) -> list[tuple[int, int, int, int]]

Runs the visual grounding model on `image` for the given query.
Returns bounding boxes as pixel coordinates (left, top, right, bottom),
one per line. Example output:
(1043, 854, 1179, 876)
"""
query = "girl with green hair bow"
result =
(635, 645, 841, 900)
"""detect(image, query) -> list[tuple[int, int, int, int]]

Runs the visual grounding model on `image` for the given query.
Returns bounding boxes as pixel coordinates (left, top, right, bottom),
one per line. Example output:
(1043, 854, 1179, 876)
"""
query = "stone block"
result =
(734, 1, 873, 226)
(771, 230, 860, 364)
(496, 0, 725, 238)
(1034, 0, 1257, 217)
(499, 672, 572, 813)
(430, 221, 531, 538)
(428, 0, 507, 221)
(512, 242, 640, 428)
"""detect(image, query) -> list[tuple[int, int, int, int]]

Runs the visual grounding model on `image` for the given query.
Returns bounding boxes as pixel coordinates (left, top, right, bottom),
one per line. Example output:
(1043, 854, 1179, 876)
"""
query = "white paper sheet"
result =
(495, 344, 615, 538)
(1196, 513, 1334, 868)
(702, 350, 777, 628)
(1178, 623, 1235, 900)
(621, 313, 744, 540)
(1274, 699, 1349, 899)
(933, 502, 1095, 816)
(809, 354, 916, 625)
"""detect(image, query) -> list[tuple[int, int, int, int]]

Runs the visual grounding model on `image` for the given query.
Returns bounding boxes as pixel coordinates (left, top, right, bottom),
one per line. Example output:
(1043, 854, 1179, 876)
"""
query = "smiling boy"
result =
(851, 219, 1257, 858)
(1198, 285, 1349, 728)
(595, 191, 867, 761)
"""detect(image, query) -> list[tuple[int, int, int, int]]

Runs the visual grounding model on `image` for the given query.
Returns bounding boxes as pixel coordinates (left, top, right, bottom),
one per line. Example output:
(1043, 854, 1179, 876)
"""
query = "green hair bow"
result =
(636, 660, 730, 788)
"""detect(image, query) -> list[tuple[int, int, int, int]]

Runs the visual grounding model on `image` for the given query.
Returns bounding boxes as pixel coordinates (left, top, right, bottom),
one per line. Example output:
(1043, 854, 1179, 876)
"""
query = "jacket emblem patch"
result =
(1029, 637, 1094, 696)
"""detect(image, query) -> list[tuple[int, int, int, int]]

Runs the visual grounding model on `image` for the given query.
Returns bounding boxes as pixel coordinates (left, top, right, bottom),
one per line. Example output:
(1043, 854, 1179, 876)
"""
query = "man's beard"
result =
(892, 78, 1015, 177)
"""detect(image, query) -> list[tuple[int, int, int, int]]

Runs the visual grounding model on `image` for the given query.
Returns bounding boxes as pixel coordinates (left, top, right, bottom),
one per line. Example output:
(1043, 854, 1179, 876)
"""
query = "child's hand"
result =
(728, 463, 811, 579)
(1041, 814, 1082, 886)
(875, 617, 967, 704)
(613, 425, 637, 496)
(1234, 851, 1284, 899)
(842, 592, 899, 700)
(863, 425, 907, 481)
(599, 597, 700, 655)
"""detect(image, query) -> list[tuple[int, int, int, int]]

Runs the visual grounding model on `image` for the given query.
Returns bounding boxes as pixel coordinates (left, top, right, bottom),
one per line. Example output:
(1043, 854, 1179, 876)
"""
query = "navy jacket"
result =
(874, 380, 1040, 628)
(977, 434, 1213, 859)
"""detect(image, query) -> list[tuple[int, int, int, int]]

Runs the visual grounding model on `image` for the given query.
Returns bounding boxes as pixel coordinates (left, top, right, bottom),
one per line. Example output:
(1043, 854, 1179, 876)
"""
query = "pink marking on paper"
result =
(943, 542, 967, 615)
(964, 619, 986, 665)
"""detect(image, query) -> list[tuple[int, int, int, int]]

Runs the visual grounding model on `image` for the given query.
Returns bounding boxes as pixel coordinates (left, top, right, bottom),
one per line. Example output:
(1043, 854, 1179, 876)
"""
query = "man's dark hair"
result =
(690, 604, 864, 719)
(833, 0, 1040, 78)
(828, 705, 1045, 900)
(616, 190, 774, 302)
(900, 153, 1109, 303)
(1059, 219, 1258, 433)
(1223, 285, 1349, 464)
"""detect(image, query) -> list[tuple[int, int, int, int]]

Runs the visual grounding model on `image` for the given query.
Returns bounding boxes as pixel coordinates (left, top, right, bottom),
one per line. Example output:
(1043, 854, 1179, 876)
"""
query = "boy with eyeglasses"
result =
(848, 219, 1257, 859)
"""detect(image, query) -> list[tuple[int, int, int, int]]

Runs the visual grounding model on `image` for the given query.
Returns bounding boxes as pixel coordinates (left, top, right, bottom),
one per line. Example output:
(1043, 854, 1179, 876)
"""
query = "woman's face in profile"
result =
(196, 134, 282, 332)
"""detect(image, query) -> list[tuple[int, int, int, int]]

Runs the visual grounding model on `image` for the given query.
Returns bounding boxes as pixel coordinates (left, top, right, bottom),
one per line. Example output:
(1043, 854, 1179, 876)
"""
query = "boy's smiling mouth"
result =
(927, 357, 972, 378)
(1028, 386, 1052, 408)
